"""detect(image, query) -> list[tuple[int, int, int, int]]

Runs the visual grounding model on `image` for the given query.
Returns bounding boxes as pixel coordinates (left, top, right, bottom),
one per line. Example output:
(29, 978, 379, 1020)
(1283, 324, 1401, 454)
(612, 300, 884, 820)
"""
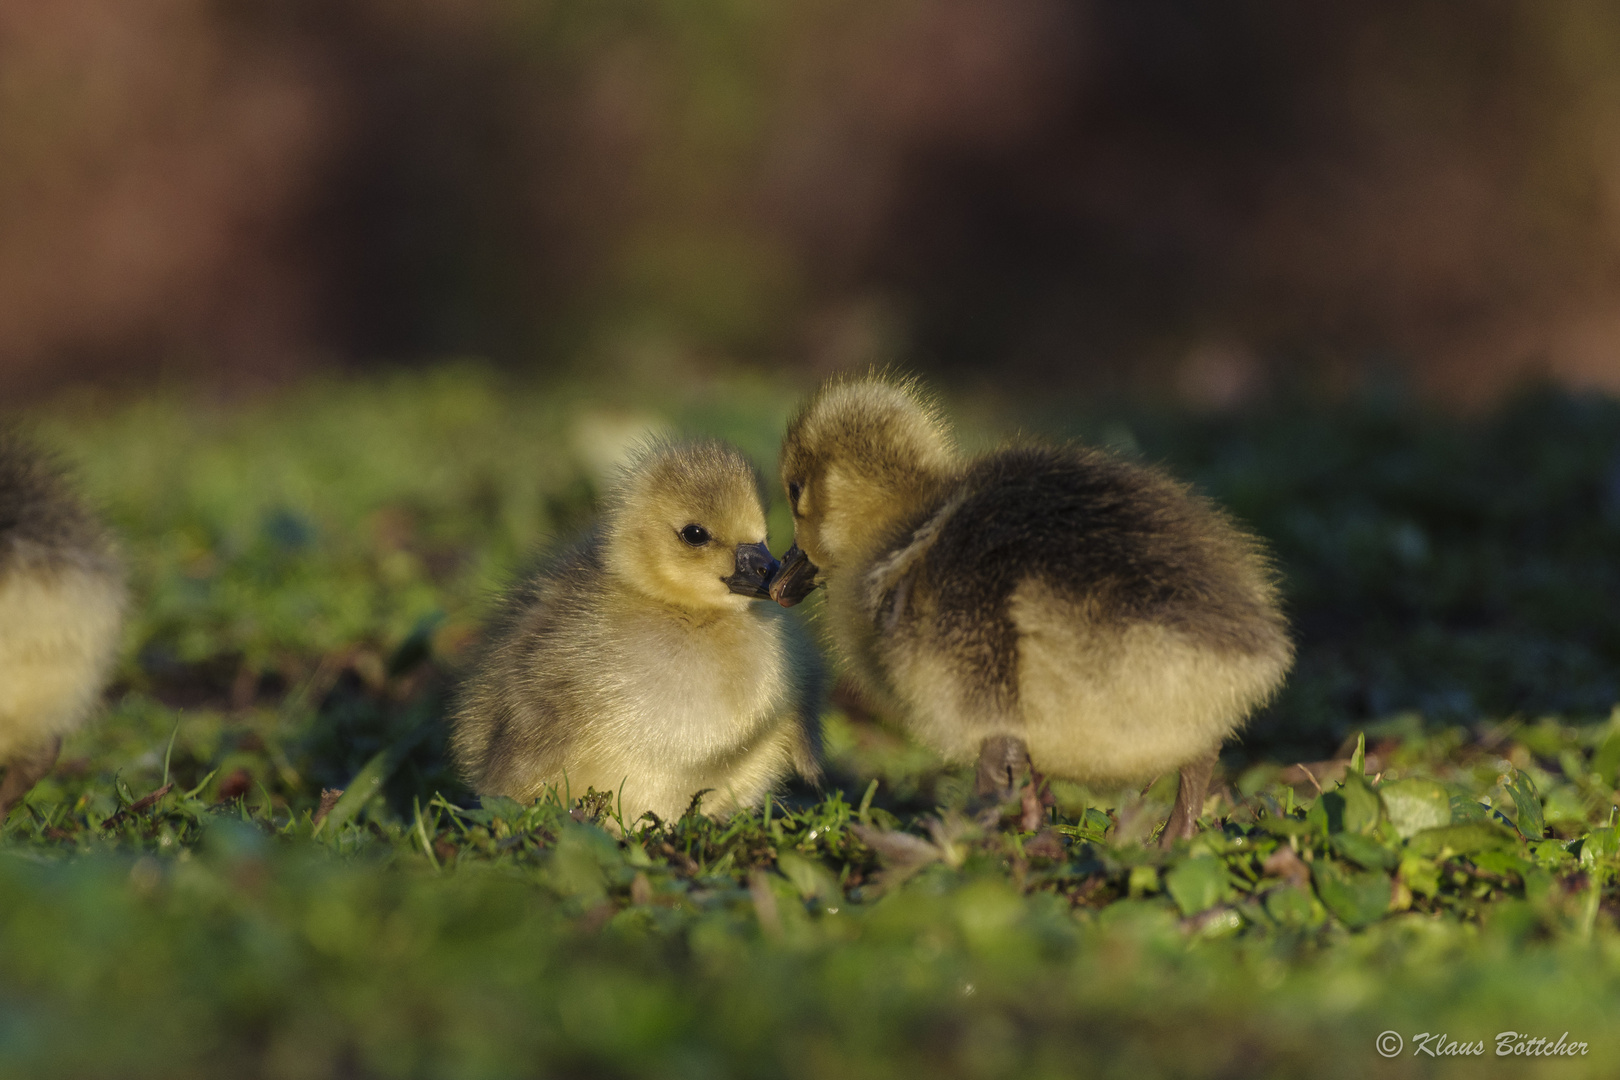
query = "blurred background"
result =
(9, 0, 1620, 403)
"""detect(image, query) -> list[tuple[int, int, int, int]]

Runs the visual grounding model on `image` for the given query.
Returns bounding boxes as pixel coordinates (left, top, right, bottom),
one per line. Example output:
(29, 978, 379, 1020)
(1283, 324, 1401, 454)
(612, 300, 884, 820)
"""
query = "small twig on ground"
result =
(313, 788, 343, 827)
(1293, 763, 1325, 795)
(1022, 828, 1066, 860)
(101, 783, 174, 830)
(1262, 845, 1311, 890)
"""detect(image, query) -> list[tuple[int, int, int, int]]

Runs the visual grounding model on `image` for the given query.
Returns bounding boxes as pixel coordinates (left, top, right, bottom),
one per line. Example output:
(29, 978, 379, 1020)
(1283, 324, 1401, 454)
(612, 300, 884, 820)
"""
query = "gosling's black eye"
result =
(787, 481, 802, 509)
(679, 524, 711, 546)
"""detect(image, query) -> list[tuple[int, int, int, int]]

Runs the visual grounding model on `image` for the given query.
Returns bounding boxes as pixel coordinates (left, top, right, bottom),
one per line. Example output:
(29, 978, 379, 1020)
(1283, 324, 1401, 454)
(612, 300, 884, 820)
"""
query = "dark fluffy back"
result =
(0, 433, 114, 575)
(922, 443, 1287, 656)
(448, 532, 605, 785)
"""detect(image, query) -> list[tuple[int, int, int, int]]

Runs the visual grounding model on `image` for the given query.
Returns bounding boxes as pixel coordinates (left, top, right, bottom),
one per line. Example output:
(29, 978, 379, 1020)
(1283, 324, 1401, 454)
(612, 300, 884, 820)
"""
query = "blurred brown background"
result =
(7, 0, 1620, 403)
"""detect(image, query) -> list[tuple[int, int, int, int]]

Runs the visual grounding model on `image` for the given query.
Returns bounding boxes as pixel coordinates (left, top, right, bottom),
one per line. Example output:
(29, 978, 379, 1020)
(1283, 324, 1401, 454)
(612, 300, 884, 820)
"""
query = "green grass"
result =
(4, 366, 1620, 1078)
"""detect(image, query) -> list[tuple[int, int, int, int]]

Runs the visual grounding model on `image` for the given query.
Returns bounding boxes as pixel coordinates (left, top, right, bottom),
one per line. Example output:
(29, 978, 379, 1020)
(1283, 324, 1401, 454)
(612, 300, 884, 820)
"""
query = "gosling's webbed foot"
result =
(1159, 749, 1218, 848)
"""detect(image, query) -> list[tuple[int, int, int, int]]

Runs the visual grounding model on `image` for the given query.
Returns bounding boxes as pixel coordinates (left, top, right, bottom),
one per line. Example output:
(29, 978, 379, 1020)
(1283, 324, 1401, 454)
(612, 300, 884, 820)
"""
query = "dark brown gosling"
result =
(770, 375, 1291, 844)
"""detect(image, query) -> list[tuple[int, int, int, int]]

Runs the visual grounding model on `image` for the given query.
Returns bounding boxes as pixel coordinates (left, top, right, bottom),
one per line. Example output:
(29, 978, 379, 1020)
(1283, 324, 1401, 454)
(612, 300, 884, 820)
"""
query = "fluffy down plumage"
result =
(452, 438, 821, 825)
(0, 435, 125, 818)
(772, 376, 1291, 841)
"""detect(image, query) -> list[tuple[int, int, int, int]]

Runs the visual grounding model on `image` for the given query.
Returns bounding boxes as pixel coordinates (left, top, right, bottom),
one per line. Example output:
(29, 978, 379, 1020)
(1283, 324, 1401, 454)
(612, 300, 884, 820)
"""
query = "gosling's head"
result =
(601, 438, 778, 612)
(771, 374, 957, 605)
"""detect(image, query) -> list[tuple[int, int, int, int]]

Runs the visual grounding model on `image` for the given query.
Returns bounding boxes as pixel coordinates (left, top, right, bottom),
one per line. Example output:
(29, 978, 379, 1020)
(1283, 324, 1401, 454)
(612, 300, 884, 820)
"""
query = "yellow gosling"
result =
(452, 438, 821, 826)
(0, 435, 126, 819)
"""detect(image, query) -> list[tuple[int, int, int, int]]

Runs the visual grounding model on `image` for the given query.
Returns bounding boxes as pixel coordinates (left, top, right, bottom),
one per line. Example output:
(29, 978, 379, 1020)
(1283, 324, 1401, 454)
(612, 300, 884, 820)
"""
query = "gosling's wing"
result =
(924, 444, 1288, 655)
(853, 443, 1290, 724)
(450, 535, 608, 791)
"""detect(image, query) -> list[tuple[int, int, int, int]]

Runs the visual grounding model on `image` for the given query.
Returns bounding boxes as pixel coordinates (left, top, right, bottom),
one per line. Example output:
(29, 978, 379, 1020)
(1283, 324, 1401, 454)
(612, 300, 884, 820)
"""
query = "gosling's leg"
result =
(974, 734, 1031, 804)
(974, 734, 1053, 829)
(1160, 749, 1218, 848)
(0, 735, 64, 821)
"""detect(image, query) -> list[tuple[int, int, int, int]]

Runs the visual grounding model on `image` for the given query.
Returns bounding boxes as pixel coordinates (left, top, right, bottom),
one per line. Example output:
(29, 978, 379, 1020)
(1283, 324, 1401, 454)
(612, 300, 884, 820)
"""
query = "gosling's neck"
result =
(823, 467, 957, 577)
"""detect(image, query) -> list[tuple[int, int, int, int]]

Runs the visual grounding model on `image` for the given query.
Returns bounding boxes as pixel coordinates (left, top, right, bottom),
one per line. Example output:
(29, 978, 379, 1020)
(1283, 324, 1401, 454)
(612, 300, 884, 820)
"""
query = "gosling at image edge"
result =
(0, 435, 126, 819)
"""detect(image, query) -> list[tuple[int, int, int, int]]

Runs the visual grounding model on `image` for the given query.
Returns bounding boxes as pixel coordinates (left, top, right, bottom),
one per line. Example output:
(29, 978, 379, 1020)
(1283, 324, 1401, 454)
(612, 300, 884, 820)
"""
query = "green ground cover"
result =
(4, 367, 1620, 1078)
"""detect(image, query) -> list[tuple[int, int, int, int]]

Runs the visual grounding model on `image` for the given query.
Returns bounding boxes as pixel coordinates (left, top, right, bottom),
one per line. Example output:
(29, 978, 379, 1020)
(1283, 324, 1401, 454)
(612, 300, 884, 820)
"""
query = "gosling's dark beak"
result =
(767, 542, 820, 607)
(724, 542, 779, 600)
